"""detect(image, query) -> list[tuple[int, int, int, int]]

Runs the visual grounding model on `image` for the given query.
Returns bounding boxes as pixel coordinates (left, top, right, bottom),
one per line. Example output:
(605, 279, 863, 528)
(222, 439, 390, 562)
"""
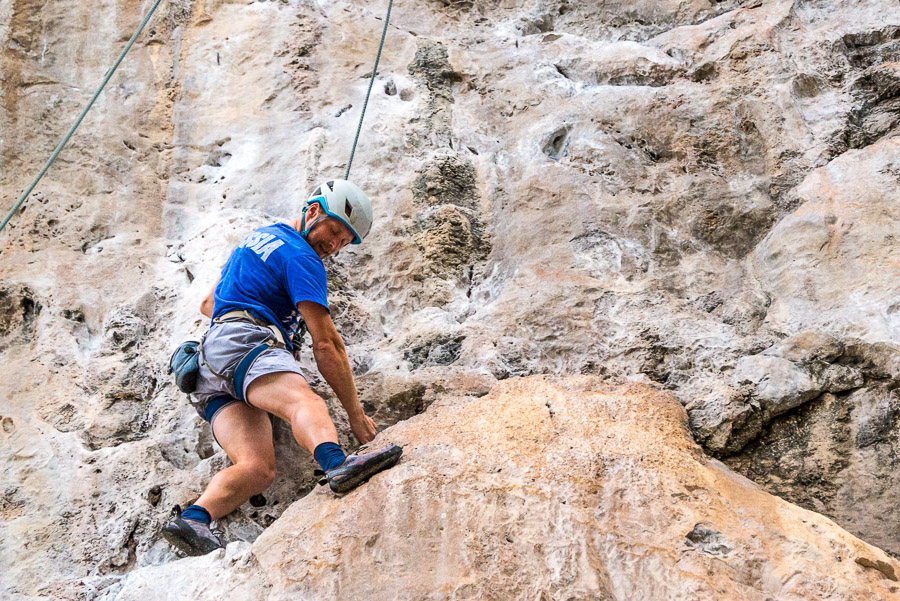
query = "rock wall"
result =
(0, 0, 898, 598)
(105, 378, 900, 600)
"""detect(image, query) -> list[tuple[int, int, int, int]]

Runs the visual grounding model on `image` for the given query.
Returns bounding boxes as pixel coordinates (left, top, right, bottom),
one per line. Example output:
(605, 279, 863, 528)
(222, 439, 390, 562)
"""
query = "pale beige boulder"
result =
(107, 377, 900, 600)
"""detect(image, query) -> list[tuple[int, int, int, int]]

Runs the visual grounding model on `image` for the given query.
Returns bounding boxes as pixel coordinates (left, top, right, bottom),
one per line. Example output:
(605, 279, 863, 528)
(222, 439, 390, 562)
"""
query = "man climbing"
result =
(162, 180, 402, 556)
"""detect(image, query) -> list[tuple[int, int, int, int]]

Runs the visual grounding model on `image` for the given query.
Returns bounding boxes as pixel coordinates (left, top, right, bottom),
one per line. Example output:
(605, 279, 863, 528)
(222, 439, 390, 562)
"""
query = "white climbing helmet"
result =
(302, 179, 373, 245)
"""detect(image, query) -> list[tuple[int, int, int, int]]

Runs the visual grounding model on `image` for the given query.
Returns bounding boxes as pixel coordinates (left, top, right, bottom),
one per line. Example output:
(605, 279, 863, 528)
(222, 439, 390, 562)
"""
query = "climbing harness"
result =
(211, 310, 286, 348)
(176, 310, 285, 402)
(0, 0, 165, 236)
(206, 311, 283, 402)
(345, 0, 394, 180)
(169, 308, 305, 400)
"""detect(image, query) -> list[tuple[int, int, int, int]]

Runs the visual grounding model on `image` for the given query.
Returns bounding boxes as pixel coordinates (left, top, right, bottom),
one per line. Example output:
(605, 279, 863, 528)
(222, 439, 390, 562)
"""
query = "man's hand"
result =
(349, 411, 377, 445)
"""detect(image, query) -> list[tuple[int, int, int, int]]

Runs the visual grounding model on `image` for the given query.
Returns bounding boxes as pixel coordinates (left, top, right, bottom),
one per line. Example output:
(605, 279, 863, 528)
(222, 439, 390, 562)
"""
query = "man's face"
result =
(306, 203, 355, 259)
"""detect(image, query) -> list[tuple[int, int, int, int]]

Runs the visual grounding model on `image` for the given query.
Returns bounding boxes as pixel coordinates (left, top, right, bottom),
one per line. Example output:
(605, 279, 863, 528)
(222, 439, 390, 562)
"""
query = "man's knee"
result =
(257, 465, 276, 490)
(241, 460, 275, 492)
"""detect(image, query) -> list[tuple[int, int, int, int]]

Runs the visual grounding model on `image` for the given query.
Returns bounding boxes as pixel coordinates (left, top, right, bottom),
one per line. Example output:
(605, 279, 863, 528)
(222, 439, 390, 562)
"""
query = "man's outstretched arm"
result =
(298, 300, 376, 444)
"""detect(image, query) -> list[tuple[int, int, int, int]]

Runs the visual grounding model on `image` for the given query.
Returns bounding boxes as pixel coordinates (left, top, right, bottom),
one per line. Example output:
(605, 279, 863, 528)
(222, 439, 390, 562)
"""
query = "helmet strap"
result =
(299, 203, 326, 239)
(299, 206, 310, 238)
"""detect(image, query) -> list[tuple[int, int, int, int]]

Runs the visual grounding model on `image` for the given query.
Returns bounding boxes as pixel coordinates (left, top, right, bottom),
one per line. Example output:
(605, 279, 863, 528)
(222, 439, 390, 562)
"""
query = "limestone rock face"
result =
(1, 0, 899, 597)
(752, 138, 900, 341)
(105, 378, 900, 600)
(726, 384, 900, 561)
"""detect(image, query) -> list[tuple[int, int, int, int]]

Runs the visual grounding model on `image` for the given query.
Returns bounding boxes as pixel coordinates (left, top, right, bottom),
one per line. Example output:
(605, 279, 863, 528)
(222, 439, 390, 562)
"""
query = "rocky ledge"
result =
(104, 377, 899, 601)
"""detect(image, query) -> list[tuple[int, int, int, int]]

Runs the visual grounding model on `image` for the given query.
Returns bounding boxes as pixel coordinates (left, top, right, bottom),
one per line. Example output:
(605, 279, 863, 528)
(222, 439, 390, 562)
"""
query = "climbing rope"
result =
(345, 0, 394, 181)
(0, 0, 165, 236)
(1, 0, 390, 236)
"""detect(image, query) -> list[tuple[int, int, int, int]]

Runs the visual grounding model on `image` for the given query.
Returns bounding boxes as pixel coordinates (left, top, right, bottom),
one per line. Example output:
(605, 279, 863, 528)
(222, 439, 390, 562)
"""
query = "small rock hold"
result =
(764, 329, 844, 363)
(686, 524, 733, 556)
(147, 485, 162, 506)
(63, 308, 85, 322)
(249, 494, 267, 507)
(205, 148, 231, 167)
(856, 556, 898, 581)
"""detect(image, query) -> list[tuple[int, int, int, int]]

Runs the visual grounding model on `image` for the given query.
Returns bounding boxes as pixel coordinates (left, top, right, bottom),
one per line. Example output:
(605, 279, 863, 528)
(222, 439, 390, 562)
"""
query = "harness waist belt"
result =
(214, 310, 286, 348)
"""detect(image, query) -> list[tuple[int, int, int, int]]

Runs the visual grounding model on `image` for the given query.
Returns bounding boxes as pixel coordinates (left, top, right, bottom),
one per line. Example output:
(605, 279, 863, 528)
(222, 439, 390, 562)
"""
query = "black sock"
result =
(181, 504, 212, 525)
(313, 442, 346, 472)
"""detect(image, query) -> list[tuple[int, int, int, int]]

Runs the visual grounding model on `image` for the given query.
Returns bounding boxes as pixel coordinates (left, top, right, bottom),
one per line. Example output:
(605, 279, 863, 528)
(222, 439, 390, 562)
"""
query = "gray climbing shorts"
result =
(189, 320, 308, 424)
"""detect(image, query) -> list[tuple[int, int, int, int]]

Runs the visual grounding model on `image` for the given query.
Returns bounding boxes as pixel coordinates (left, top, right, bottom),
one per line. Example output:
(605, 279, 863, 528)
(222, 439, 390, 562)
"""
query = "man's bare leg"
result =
(187, 373, 335, 523)
(246, 370, 402, 494)
(195, 402, 276, 520)
(188, 371, 398, 516)
(163, 401, 278, 555)
(245, 371, 339, 453)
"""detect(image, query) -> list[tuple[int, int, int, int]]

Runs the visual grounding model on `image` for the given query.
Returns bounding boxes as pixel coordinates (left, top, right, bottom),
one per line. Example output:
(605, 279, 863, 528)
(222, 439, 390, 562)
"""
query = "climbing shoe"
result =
(161, 505, 224, 556)
(325, 445, 403, 494)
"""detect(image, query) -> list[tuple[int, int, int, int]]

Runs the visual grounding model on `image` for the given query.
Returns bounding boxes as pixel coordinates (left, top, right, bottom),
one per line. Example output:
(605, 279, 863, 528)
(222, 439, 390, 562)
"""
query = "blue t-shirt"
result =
(213, 223, 328, 349)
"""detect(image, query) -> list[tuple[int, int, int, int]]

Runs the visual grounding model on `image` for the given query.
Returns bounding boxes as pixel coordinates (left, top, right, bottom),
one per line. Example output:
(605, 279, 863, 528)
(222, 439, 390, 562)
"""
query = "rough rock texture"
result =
(104, 378, 900, 600)
(1, 0, 899, 598)
(726, 384, 900, 560)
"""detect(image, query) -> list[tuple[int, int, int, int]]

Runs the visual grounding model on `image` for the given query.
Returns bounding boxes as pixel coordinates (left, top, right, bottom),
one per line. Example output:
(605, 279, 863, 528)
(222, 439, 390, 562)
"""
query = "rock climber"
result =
(162, 180, 402, 556)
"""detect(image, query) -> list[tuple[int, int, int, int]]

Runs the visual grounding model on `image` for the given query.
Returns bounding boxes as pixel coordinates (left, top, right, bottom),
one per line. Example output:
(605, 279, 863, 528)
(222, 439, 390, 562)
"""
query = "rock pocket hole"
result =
(543, 125, 572, 161)
(20, 297, 37, 334)
(554, 64, 572, 80)
(686, 524, 733, 556)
